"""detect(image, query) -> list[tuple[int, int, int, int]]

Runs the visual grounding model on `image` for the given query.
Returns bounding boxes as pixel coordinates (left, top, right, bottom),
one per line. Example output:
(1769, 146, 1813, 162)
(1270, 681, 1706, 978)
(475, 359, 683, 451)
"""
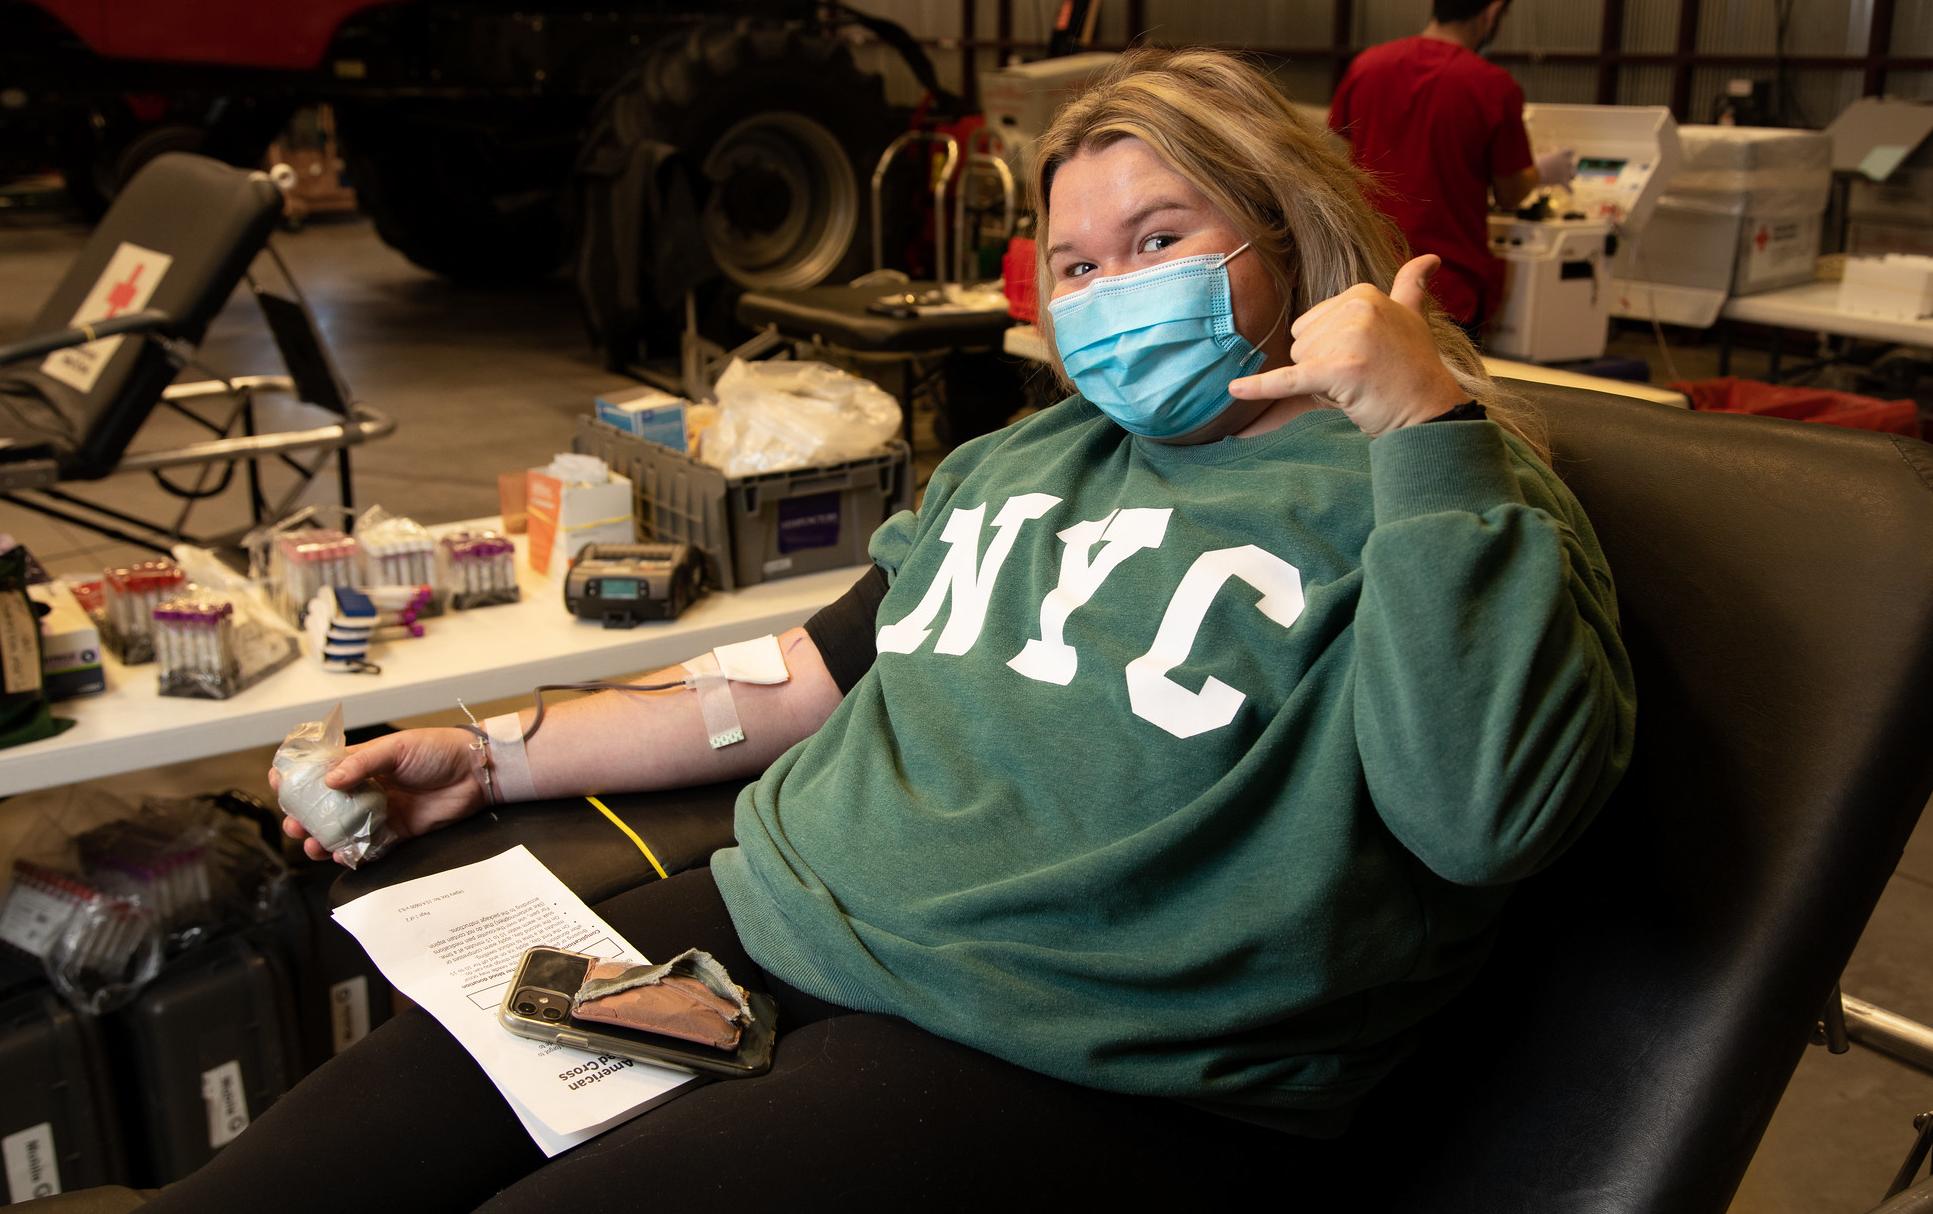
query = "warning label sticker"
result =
(40, 241, 174, 394)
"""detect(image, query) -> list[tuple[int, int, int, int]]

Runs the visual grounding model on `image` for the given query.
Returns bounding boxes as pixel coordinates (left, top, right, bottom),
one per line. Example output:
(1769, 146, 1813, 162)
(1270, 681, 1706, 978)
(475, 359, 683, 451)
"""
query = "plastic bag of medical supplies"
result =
(0, 790, 292, 1011)
(273, 703, 396, 869)
(703, 358, 901, 477)
(168, 543, 301, 698)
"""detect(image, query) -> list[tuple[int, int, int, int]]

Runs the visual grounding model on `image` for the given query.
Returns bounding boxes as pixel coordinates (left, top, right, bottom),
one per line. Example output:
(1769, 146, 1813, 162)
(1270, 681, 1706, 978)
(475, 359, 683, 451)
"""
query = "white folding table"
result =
(1, 526, 862, 798)
(1718, 280, 1933, 380)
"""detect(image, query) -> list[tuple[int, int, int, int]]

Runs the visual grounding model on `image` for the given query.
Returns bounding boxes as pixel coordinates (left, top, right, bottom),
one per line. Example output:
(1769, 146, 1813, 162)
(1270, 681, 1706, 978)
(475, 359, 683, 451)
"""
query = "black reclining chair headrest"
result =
(1346, 385, 1933, 1212)
(0, 152, 282, 479)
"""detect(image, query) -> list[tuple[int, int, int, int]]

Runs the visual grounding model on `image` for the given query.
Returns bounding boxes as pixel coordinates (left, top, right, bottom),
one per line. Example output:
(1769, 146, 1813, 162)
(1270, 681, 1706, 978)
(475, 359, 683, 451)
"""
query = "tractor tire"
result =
(601, 20, 904, 302)
(639, 22, 899, 291)
(336, 101, 578, 284)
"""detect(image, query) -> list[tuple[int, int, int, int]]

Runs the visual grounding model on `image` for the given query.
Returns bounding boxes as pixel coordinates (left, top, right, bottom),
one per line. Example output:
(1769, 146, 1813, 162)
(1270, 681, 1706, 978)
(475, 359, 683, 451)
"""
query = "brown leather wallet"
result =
(572, 951, 753, 1050)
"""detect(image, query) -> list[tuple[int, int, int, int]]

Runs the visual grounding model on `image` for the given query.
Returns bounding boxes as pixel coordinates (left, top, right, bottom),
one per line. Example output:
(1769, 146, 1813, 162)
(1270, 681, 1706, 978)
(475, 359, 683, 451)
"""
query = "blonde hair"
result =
(1030, 47, 1544, 457)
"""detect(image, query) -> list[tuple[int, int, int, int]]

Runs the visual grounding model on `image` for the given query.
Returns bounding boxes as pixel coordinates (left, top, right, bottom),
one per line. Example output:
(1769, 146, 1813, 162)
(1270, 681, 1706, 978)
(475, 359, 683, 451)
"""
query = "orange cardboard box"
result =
(525, 468, 633, 576)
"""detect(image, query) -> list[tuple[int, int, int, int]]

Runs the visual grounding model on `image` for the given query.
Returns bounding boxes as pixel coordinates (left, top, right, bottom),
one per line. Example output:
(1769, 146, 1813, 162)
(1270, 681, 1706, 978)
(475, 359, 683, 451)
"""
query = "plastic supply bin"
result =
(573, 416, 912, 592)
(0, 984, 127, 1200)
(1672, 377, 1921, 436)
(105, 935, 302, 1185)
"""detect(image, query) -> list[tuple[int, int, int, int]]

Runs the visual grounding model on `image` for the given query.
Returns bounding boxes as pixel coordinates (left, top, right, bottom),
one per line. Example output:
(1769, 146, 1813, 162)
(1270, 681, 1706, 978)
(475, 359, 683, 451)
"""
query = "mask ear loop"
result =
(1216, 242, 1282, 360)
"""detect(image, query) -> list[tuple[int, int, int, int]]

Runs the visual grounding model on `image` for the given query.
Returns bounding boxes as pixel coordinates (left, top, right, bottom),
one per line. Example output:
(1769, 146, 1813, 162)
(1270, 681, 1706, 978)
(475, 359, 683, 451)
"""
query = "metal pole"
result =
(1867, 0, 1898, 97)
(1597, 0, 1626, 105)
(961, 0, 978, 109)
(1332, 0, 1355, 94)
(1845, 993, 1933, 1075)
(1670, 0, 1704, 121)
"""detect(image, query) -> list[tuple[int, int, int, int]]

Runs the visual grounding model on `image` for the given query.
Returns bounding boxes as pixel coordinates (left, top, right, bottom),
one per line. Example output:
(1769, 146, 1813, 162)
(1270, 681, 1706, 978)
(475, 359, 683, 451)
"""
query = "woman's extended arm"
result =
(278, 625, 845, 862)
(506, 625, 845, 796)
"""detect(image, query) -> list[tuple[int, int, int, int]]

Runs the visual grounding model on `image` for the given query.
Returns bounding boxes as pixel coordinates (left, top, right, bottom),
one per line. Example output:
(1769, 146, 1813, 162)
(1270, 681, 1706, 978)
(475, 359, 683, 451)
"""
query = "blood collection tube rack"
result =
(438, 532, 520, 609)
(270, 530, 360, 625)
(359, 517, 441, 609)
(154, 598, 242, 700)
(101, 561, 186, 664)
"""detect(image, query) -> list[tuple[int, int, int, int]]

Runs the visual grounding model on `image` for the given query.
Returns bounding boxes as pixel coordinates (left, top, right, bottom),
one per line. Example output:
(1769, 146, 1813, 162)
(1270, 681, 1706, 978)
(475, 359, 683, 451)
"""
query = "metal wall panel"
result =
(1485, 0, 1604, 54)
(1893, 3, 1933, 57)
(874, 0, 958, 40)
(1621, 0, 1680, 55)
(861, 0, 1900, 120)
(1141, 0, 1335, 46)
(1353, 0, 1607, 51)
(1513, 63, 1601, 104)
(1355, 0, 1427, 47)
(1694, 0, 1862, 56)
(972, 0, 1065, 43)
(1269, 58, 1342, 105)
(1617, 64, 1674, 107)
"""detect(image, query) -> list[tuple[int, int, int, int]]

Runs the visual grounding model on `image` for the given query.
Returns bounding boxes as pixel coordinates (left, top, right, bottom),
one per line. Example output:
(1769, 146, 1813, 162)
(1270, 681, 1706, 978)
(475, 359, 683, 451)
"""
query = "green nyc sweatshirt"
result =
(713, 399, 1635, 1132)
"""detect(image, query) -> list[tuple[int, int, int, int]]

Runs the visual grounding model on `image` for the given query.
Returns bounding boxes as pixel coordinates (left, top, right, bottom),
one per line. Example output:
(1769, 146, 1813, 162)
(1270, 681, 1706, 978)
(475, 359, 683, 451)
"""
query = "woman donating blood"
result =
(134, 47, 1632, 1211)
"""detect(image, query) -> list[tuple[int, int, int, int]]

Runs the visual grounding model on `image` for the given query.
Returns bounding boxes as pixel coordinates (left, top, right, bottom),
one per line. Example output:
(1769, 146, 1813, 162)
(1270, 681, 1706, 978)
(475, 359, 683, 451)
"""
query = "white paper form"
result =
(331, 845, 697, 1156)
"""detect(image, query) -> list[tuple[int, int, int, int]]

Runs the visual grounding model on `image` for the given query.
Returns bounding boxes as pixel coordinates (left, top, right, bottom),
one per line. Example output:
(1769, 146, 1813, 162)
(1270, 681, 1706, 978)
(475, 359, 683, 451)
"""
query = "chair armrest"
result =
(326, 782, 743, 911)
(0, 308, 173, 366)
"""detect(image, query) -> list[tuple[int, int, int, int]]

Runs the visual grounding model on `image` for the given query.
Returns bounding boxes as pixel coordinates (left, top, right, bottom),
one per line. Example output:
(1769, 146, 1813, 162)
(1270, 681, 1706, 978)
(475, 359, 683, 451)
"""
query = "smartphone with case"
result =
(500, 946, 776, 1078)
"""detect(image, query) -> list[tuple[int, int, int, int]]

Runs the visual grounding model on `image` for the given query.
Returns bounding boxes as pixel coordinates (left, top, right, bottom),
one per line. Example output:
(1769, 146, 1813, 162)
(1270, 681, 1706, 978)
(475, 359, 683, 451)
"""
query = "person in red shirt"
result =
(1330, 0, 1574, 342)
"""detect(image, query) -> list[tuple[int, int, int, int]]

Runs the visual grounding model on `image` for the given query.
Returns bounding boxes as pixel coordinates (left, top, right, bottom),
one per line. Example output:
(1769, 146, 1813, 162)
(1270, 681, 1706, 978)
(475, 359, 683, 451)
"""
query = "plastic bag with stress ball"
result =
(273, 704, 396, 868)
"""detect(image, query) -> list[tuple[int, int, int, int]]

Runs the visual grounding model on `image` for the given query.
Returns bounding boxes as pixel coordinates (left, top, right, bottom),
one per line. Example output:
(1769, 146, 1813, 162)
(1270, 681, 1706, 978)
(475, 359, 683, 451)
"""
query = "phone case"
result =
(499, 947, 776, 1079)
(573, 958, 748, 1049)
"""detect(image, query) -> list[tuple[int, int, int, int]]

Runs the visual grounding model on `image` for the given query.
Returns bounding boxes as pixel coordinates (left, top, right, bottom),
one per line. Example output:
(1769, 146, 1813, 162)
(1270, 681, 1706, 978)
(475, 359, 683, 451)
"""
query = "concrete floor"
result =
(3, 206, 1931, 1211)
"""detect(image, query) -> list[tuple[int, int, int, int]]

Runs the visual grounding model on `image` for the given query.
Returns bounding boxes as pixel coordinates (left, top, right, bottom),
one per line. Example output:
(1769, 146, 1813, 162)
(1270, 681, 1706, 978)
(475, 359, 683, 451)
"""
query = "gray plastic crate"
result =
(573, 417, 911, 592)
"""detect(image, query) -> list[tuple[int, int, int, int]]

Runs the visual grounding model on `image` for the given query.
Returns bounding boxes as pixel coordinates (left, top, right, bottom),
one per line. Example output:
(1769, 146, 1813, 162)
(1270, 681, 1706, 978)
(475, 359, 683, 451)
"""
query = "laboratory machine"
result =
(1486, 105, 1680, 363)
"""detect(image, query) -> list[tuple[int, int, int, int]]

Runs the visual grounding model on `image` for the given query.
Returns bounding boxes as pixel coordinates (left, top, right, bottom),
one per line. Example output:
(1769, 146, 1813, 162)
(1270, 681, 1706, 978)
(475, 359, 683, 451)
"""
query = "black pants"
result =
(142, 869, 1310, 1212)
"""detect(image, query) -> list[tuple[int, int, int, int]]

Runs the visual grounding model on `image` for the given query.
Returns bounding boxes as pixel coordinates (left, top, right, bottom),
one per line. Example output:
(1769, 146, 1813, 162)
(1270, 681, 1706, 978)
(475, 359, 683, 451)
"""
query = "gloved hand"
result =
(1537, 148, 1577, 186)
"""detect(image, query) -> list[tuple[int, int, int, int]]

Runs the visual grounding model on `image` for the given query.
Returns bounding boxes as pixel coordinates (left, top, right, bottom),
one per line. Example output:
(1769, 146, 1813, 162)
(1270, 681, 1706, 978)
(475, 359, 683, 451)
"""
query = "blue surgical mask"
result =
(1048, 243, 1270, 440)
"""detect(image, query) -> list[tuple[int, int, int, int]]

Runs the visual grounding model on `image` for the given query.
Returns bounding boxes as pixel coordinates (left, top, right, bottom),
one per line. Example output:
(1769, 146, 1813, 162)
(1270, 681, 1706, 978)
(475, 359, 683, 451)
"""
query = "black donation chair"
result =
(333, 383, 1933, 1211)
(33, 382, 1933, 1212)
(0, 152, 391, 554)
(1331, 385, 1933, 1210)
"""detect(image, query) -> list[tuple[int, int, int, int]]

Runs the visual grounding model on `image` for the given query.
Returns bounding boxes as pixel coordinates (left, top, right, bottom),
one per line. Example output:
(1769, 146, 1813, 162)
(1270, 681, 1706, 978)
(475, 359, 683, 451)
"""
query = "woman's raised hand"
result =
(1229, 254, 1467, 436)
(269, 726, 489, 863)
